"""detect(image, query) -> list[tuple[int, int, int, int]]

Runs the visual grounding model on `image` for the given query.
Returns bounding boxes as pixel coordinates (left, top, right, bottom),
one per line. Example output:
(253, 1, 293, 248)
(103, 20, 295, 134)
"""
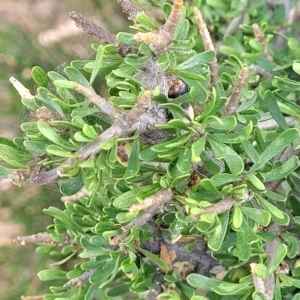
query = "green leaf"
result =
(208, 212, 229, 251)
(0, 165, 15, 177)
(273, 77, 300, 92)
(46, 145, 78, 158)
(151, 133, 191, 152)
(205, 116, 237, 132)
(38, 269, 67, 281)
(210, 121, 252, 144)
(252, 291, 267, 300)
(280, 233, 299, 258)
(31, 66, 48, 87)
(187, 274, 222, 291)
(82, 124, 98, 140)
(89, 260, 116, 284)
(52, 79, 77, 89)
(0, 144, 32, 168)
(124, 138, 140, 179)
(242, 140, 260, 163)
(37, 120, 74, 151)
(231, 206, 243, 231)
(256, 195, 290, 225)
(64, 66, 90, 87)
(241, 207, 271, 226)
(292, 62, 300, 75)
(191, 136, 206, 162)
(250, 128, 299, 171)
(136, 11, 158, 30)
(208, 138, 244, 175)
(174, 51, 215, 70)
(265, 91, 289, 130)
(60, 175, 84, 196)
(260, 155, 300, 182)
(113, 184, 161, 210)
(212, 279, 251, 295)
(267, 244, 287, 274)
(90, 45, 104, 85)
(246, 173, 265, 192)
(138, 247, 170, 272)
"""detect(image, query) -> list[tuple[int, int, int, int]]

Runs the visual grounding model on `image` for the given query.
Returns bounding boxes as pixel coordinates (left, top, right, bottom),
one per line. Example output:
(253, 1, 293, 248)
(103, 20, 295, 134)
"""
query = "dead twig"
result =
(14, 232, 76, 246)
(69, 11, 116, 44)
(64, 269, 97, 288)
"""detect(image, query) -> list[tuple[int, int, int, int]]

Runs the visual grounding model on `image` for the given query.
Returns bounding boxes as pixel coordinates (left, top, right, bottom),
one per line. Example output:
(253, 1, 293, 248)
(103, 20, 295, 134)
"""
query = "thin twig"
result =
(224, 67, 248, 116)
(129, 188, 173, 213)
(194, 7, 218, 87)
(14, 232, 76, 246)
(69, 11, 116, 44)
(64, 269, 97, 288)
(200, 196, 235, 216)
(75, 82, 119, 119)
(9, 77, 34, 99)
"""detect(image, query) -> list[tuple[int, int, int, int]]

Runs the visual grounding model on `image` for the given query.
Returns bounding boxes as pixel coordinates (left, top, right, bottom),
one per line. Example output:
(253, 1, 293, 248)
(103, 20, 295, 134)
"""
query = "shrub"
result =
(2, 0, 300, 299)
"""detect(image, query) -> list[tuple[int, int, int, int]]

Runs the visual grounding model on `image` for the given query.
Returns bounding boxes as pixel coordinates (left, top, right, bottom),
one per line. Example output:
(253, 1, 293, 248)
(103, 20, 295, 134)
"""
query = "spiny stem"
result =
(194, 7, 218, 87)
(224, 67, 248, 116)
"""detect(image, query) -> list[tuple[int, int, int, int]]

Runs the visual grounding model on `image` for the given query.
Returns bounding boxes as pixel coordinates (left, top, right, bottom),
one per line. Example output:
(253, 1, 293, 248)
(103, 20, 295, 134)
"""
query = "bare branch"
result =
(117, 0, 142, 21)
(194, 7, 218, 87)
(9, 77, 34, 99)
(69, 11, 116, 44)
(200, 196, 235, 216)
(129, 188, 173, 213)
(64, 270, 97, 288)
(224, 67, 248, 116)
(74, 82, 119, 119)
(14, 232, 76, 246)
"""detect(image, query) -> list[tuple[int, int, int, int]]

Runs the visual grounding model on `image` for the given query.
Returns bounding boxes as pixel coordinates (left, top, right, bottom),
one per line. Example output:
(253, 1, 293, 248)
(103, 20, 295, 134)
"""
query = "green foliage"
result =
(3, 0, 300, 299)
